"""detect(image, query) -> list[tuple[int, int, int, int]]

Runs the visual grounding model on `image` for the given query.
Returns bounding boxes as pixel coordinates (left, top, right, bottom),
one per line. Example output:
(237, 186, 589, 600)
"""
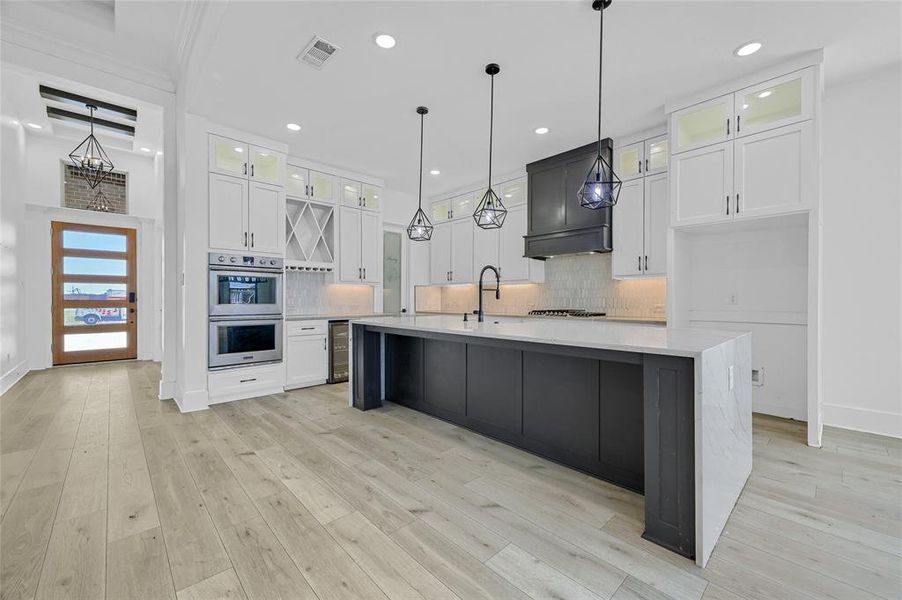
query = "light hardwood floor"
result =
(1, 361, 900, 600)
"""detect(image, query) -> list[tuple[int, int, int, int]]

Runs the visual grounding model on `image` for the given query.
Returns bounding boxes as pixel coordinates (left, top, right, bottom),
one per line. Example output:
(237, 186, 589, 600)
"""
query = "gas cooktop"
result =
(527, 309, 607, 318)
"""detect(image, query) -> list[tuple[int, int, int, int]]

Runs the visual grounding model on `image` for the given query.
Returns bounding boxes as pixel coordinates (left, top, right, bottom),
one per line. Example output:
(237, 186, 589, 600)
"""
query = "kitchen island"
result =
(348, 315, 751, 566)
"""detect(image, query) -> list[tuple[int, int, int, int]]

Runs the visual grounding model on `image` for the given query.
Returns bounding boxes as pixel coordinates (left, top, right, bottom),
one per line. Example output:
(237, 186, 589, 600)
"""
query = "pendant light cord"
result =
(597, 3, 604, 160)
(418, 112, 424, 212)
(488, 72, 494, 191)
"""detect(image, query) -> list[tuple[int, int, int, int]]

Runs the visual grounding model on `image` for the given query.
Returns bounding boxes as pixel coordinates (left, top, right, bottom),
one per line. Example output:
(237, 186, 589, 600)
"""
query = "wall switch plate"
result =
(728, 365, 734, 390)
(752, 368, 765, 387)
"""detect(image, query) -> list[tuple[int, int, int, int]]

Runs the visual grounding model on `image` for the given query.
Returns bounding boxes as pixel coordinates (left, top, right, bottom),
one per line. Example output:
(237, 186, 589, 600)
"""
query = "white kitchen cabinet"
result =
(615, 142, 643, 181)
(451, 192, 475, 220)
(473, 225, 500, 274)
(209, 174, 248, 251)
(643, 173, 668, 276)
(338, 204, 382, 283)
(612, 178, 645, 277)
(361, 183, 381, 211)
(450, 219, 474, 283)
(734, 121, 814, 219)
(309, 170, 335, 202)
(645, 135, 669, 176)
(431, 199, 451, 223)
(429, 222, 452, 283)
(287, 165, 336, 203)
(248, 146, 285, 185)
(247, 182, 283, 254)
(671, 141, 734, 226)
(735, 69, 814, 138)
(341, 179, 360, 207)
(286, 164, 309, 197)
(285, 321, 327, 389)
(340, 179, 381, 211)
(670, 94, 734, 154)
(209, 136, 248, 177)
(498, 204, 543, 282)
(500, 178, 527, 206)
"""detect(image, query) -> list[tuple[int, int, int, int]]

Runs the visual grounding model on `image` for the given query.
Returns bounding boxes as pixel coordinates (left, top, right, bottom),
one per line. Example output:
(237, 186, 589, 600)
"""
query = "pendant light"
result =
(68, 104, 114, 189)
(407, 106, 434, 242)
(473, 63, 507, 229)
(578, 0, 622, 210)
(87, 184, 113, 213)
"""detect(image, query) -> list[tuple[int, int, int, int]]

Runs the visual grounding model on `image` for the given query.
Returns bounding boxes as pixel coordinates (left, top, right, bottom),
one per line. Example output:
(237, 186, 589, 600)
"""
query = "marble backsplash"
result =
(415, 253, 666, 318)
(285, 272, 373, 316)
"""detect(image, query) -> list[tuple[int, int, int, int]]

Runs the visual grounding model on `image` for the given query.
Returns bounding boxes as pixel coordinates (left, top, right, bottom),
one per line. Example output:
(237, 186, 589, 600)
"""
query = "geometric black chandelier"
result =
(578, 0, 622, 210)
(87, 184, 113, 213)
(68, 104, 114, 189)
(407, 106, 434, 242)
(473, 63, 507, 229)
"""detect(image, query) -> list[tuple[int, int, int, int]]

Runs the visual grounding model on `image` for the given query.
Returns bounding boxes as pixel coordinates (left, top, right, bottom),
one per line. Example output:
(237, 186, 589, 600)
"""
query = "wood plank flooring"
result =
(1, 361, 899, 600)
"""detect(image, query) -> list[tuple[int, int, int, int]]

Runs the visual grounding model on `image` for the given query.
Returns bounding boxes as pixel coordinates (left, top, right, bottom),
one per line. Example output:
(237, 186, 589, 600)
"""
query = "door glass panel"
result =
(647, 139, 668, 171)
(739, 77, 802, 130)
(341, 181, 360, 206)
(676, 100, 729, 149)
(250, 148, 282, 182)
(62, 230, 126, 252)
(64, 307, 127, 326)
(286, 165, 308, 197)
(382, 231, 402, 315)
(501, 178, 527, 205)
(617, 146, 641, 178)
(64, 331, 128, 352)
(63, 282, 127, 300)
(451, 193, 473, 218)
(63, 256, 127, 276)
(431, 200, 450, 222)
(310, 171, 334, 200)
(362, 184, 381, 210)
(217, 324, 276, 354)
(212, 138, 246, 175)
(215, 274, 278, 306)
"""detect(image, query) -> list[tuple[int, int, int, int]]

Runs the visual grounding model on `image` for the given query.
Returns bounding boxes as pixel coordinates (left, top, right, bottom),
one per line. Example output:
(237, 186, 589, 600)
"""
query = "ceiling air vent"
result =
(297, 36, 341, 69)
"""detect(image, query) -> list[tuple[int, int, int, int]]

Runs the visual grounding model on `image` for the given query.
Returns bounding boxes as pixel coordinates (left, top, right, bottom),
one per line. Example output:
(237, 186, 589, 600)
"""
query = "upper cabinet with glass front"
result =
(248, 146, 285, 185)
(615, 142, 643, 180)
(361, 183, 381, 211)
(735, 69, 814, 138)
(209, 135, 285, 186)
(670, 94, 734, 154)
(500, 177, 527, 206)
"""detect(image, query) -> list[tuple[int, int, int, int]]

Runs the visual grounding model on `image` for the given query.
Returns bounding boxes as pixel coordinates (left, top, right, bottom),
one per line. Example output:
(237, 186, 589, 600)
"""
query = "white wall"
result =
(0, 119, 29, 393)
(821, 64, 902, 437)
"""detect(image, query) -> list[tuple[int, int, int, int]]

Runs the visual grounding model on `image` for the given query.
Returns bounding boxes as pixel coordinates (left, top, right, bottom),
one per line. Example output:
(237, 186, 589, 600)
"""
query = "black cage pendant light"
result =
(578, 0, 622, 210)
(68, 104, 115, 189)
(407, 106, 434, 242)
(87, 184, 113, 213)
(473, 63, 507, 230)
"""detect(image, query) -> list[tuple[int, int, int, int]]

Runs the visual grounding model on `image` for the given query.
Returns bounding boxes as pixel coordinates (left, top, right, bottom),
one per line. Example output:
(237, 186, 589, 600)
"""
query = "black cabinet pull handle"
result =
(737, 115, 741, 133)
(638, 160, 642, 173)
(243, 163, 247, 175)
(250, 164, 254, 177)
(363, 268, 366, 279)
(638, 256, 642, 271)
(251, 233, 254, 247)
(644, 255, 648, 270)
(726, 118, 730, 136)
(300, 326, 314, 330)
(645, 159, 649, 172)
(239, 378, 257, 383)
(726, 196, 730, 215)
(736, 193, 740, 213)
(244, 232, 248, 247)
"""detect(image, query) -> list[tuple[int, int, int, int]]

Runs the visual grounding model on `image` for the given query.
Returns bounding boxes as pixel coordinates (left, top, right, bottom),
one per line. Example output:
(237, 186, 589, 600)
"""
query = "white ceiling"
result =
(2, 1, 900, 196)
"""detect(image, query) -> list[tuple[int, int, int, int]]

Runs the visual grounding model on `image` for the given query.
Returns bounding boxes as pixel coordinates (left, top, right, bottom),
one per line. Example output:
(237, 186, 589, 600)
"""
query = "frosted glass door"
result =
(286, 165, 309, 198)
(671, 141, 733, 226)
(611, 178, 645, 277)
(670, 94, 733, 154)
(209, 136, 248, 177)
(644, 135, 669, 175)
(735, 69, 813, 137)
(340, 179, 361, 207)
(431, 199, 450, 223)
(249, 146, 284, 185)
(451, 193, 474, 220)
(500, 178, 527, 206)
(361, 184, 381, 211)
(615, 142, 643, 180)
(643, 173, 668, 276)
(309, 171, 335, 202)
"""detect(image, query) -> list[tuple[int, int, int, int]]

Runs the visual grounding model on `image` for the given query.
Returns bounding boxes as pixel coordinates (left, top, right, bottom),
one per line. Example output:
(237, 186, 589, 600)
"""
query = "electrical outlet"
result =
(728, 293, 738, 305)
(752, 368, 765, 387)
(728, 365, 734, 390)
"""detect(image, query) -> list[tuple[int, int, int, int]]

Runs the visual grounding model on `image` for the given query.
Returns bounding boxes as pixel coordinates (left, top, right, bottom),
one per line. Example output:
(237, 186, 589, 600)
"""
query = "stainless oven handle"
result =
(209, 266, 283, 273)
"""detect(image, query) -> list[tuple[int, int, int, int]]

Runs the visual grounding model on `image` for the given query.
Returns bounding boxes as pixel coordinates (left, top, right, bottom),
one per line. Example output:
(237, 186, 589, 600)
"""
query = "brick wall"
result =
(63, 165, 128, 214)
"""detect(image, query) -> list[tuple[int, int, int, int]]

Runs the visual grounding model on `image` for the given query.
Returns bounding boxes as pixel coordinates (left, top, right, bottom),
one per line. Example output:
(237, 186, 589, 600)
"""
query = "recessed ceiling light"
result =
(26, 122, 42, 129)
(140, 147, 151, 152)
(757, 90, 772, 98)
(734, 41, 762, 57)
(534, 127, 549, 135)
(374, 33, 396, 49)
(429, 169, 440, 175)
(286, 123, 301, 131)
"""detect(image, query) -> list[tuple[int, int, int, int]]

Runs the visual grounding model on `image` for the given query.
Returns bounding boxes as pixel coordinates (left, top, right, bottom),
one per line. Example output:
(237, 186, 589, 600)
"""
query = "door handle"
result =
(736, 193, 740, 214)
(726, 118, 731, 136)
(638, 256, 641, 271)
(638, 160, 642, 173)
(644, 255, 648, 270)
(726, 196, 730, 215)
(251, 233, 254, 247)
(645, 159, 649, 172)
(244, 232, 248, 247)
(363, 267, 366, 279)
(250, 164, 254, 177)
(243, 163, 247, 175)
(737, 115, 741, 133)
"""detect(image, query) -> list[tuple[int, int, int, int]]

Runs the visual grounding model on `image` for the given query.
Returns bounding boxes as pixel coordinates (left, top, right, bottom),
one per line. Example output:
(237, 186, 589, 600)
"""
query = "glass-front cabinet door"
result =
(644, 135, 669, 175)
(309, 170, 335, 202)
(209, 135, 249, 177)
(451, 192, 474, 220)
(615, 142, 643, 180)
(286, 165, 308, 198)
(735, 68, 813, 137)
(500, 177, 527, 206)
(431, 199, 450, 223)
(249, 146, 284, 185)
(670, 94, 734, 154)
(340, 179, 361, 207)
(361, 183, 381, 211)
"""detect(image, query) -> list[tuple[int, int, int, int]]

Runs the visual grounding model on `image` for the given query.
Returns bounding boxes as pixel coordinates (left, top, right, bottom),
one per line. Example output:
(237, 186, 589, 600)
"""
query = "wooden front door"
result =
(51, 222, 137, 365)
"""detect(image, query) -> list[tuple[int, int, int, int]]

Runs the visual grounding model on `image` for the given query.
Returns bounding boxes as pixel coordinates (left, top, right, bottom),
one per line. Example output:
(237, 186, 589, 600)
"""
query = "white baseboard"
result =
(1, 361, 28, 396)
(752, 401, 807, 422)
(158, 379, 176, 400)
(823, 403, 902, 439)
(173, 385, 209, 413)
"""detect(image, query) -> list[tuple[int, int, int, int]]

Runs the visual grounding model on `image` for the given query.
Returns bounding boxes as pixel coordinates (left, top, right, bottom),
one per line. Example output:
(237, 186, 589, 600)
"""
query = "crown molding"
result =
(0, 20, 175, 94)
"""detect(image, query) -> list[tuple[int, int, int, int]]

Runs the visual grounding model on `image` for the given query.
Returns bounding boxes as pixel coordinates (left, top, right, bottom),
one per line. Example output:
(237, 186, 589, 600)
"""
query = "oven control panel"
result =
(209, 253, 283, 269)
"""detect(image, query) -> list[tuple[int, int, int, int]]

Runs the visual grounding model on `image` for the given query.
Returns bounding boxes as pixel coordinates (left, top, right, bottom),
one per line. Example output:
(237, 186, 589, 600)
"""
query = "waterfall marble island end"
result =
(347, 314, 752, 566)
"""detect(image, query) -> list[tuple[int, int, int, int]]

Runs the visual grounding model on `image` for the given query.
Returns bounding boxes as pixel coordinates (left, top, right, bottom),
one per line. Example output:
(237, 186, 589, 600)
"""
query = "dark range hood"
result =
(523, 139, 613, 259)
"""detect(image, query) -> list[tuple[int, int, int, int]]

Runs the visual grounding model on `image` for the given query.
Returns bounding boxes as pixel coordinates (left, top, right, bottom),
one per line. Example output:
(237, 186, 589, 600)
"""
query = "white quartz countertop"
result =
(286, 313, 385, 321)
(350, 314, 748, 358)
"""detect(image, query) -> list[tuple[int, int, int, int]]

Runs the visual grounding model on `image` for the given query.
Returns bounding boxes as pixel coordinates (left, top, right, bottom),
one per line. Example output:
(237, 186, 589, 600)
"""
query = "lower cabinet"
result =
(285, 321, 328, 389)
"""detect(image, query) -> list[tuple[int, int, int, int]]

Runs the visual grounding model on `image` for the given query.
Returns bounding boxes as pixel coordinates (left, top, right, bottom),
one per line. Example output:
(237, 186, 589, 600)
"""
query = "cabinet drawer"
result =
(208, 363, 284, 401)
(286, 320, 327, 336)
